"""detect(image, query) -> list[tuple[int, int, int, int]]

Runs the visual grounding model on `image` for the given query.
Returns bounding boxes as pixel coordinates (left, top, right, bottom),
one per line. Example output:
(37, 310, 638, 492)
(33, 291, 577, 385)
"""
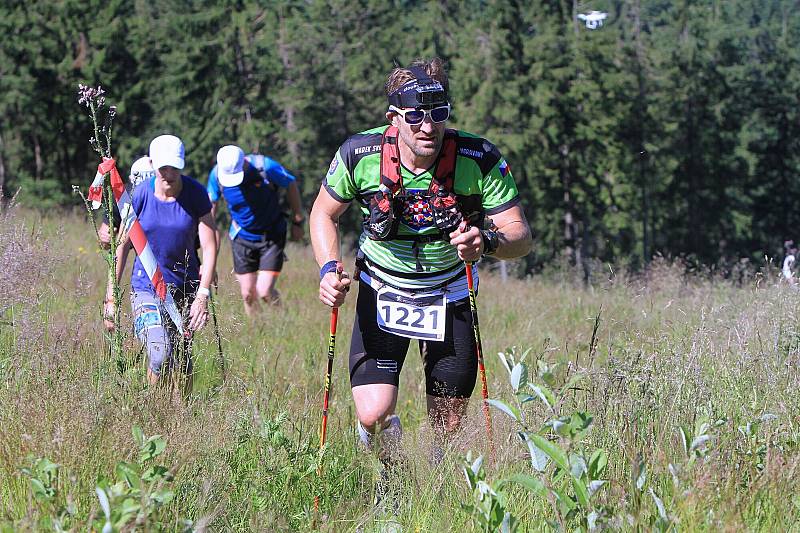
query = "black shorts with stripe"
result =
(348, 279, 477, 398)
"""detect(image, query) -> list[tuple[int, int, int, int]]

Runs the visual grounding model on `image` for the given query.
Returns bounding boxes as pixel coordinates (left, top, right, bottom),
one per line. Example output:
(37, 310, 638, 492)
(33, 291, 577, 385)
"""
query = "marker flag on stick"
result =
(93, 157, 184, 334)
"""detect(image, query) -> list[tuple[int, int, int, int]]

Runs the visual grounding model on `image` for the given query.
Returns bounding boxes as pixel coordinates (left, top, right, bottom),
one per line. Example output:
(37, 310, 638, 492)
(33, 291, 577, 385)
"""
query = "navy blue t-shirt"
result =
(130, 176, 211, 295)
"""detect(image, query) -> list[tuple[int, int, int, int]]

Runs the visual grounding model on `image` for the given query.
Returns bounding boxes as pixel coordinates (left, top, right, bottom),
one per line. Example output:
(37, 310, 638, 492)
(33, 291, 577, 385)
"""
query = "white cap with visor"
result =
(216, 145, 245, 187)
(149, 134, 185, 170)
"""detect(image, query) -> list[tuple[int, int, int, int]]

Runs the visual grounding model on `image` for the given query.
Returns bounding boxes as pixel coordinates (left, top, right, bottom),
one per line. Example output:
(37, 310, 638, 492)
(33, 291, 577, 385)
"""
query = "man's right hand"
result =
(319, 270, 351, 308)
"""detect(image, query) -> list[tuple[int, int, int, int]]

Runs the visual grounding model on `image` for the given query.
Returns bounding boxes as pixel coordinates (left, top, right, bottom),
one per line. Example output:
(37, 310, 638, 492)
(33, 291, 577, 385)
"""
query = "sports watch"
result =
(480, 229, 499, 257)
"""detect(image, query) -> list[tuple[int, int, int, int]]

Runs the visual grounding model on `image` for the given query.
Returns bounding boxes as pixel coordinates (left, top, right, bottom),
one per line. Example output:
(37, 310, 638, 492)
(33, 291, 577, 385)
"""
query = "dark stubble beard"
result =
(398, 126, 443, 159)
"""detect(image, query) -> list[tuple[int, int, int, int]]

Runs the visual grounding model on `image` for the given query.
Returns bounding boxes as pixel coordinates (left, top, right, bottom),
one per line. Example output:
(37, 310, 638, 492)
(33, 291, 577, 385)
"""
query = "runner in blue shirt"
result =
(105, 134, 218, 398)
(207, 145, 305, 314)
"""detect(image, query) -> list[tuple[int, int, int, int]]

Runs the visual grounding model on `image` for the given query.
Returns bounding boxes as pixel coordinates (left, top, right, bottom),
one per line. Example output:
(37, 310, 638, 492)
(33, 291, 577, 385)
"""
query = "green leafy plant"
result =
(461, 452, 517, 533)
(736, 413, 777, 474)
(485, 347, 609, 531)
(93, 425, 176, 532)
(21, 457, 76, 531)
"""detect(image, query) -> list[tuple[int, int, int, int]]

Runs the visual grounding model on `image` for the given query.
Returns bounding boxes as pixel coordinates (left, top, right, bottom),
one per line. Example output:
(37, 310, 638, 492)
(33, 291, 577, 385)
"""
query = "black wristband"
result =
(481, 229, 499, 257)
(319, 260, 339, 279)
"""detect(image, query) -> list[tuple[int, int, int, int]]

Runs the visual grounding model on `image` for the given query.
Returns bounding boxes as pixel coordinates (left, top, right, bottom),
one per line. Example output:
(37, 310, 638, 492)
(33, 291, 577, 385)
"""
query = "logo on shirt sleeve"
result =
(499, 159, 510, 177)
(327, 156, 339, 176)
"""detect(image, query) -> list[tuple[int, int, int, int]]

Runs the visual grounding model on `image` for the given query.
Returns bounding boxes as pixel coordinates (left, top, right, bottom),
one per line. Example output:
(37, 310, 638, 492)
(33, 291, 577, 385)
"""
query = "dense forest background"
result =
(1, 0, 798, 272)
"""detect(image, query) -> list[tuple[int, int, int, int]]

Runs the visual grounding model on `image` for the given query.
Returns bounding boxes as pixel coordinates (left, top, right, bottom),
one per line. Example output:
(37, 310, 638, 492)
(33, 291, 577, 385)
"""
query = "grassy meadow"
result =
(2, 203, 800, 532)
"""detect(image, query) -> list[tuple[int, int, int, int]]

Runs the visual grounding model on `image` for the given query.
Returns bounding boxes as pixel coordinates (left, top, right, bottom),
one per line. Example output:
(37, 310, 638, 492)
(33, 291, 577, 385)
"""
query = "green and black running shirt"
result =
(323, 125, 520, 281)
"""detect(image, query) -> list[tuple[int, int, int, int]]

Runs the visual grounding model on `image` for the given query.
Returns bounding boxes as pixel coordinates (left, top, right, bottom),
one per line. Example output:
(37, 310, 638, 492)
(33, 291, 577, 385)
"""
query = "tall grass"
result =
(1, 206, 799, 531)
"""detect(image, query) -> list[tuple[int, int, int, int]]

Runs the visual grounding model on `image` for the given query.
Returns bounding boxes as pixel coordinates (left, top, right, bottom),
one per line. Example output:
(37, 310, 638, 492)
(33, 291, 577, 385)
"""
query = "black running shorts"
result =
(231, 233, 286, 274)
(349, 279, 478, 398)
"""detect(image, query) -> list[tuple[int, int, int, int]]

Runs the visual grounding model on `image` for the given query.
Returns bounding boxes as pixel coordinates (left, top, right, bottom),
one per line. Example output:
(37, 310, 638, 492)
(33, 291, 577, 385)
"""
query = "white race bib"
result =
(376, 285, 447, 341)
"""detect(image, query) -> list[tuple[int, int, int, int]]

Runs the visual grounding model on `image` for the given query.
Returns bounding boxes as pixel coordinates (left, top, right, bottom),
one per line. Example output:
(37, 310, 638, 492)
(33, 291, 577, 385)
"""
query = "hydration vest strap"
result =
(379, 127, 458, 197)
(431, 131, 457, 194)
(380, 126, 402, 194)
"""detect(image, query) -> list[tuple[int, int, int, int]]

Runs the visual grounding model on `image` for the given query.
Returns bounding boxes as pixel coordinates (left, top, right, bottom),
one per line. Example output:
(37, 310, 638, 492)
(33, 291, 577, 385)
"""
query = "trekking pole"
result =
(465, 261, 495, 461)
(314, 262, 342, 517)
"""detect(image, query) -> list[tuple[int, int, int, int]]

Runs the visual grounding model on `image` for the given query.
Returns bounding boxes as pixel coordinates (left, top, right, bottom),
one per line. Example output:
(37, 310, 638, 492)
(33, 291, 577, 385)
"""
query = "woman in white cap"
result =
(104, 134, 217, 396)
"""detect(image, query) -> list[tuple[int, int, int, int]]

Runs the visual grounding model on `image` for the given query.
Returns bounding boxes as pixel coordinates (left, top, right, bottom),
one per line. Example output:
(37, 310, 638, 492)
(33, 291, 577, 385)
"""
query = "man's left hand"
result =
(449, 224, 483, 262)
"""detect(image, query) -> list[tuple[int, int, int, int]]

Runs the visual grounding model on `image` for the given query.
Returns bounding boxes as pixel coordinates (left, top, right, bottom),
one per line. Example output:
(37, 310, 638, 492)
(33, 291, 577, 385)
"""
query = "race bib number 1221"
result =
(376, 286, 447, 341)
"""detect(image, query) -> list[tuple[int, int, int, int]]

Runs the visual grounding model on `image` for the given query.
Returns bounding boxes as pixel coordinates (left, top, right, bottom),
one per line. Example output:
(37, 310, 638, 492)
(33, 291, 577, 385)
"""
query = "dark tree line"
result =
(1, 0, 798, 271)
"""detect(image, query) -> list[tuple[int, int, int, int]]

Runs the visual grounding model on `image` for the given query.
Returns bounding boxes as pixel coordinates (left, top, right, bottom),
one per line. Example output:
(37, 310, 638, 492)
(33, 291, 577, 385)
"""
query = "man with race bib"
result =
(310, 58, 532, 461)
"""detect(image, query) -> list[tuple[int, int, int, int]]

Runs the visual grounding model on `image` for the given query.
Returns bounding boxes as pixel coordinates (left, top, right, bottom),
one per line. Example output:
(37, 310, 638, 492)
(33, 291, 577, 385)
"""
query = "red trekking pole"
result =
(465, 261, 495, 461)
(314, 263, 342, 516)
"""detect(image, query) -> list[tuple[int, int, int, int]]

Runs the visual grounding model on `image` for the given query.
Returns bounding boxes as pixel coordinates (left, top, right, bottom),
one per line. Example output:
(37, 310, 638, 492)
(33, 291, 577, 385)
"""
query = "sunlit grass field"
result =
(2, 206, 800, 531)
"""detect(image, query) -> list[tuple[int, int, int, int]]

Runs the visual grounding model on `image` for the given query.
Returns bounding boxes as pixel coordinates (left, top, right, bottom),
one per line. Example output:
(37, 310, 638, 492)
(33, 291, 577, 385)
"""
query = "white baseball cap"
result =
(129, 156, 155, 188)
(216, 145, 245, 187)
(149, 134, 185, 170)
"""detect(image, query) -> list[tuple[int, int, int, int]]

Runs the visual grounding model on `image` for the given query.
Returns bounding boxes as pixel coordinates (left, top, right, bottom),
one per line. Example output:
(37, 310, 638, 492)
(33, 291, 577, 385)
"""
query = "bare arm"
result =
(449, 204, 532, 262)
(310, 187, 352, 307)
(286, 181, 305, 241)
(197, 212, 218, 291)
(487, 204, 532, 259)
(209, 198, 222, 255)
(188, 212, 218, 331)
(286, 181, 304, 222)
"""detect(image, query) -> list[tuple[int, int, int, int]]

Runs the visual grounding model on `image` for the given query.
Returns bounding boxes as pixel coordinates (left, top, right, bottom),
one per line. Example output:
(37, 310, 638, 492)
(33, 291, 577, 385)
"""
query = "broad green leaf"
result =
(487, 399, 520, 422)
(497, 351, 512, 376)
(529, 434, 569, 472)
(511, 362, 527, 393)
(142, 465, 170, 483)
(550, 486, 577, 513)
(95, 487, 111, 519)
(518, 432, 549, 472)
(679, 426, 691, 456)
(151, 488, 175, 505)
(529, 384, 555, 411)
(502, 473, 548, 498)
(38, 459, 59, 480)
(140, 435, 167, 462)
(635, 459, 647, 492)
(471, 454, 484, 477)
(572, 477, 590, 507)
(570, 412, 594, 432)
(649, 488, 668, 520)
(690, 434, 710, 453)
(115, 461, 141, 489)
(461, 465, 475, 490)
(29, 478, 51, 501)
(588, 480, 606, 496)
(588, 449, 608, 479)
(132, 425, 145, 447)
(569, 453, 587, 479)
(551, 418, 570, 437)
